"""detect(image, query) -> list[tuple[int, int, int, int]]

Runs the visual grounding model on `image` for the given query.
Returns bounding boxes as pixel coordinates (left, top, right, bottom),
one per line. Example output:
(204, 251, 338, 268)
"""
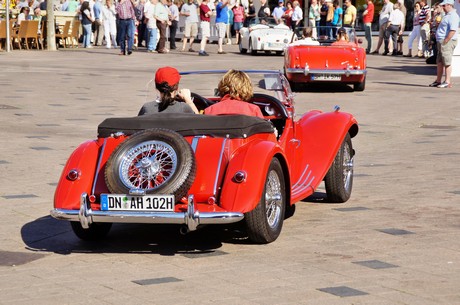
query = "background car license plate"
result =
(268, 42, 284, 48)
(100, 194, 174, 212)
(311, 74, 341, 81)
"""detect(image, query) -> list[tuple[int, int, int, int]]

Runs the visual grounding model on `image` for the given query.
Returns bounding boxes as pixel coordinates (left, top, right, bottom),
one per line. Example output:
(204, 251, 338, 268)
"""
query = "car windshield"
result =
(294, 26, 357, 44)
(248, 17, 279, 28)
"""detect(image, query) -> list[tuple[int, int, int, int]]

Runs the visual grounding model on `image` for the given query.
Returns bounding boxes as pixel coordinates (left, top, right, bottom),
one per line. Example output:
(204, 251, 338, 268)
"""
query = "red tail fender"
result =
(54, 140, 101, 210)
(219, 139, 288, 213)
(295, 111, 358, 189)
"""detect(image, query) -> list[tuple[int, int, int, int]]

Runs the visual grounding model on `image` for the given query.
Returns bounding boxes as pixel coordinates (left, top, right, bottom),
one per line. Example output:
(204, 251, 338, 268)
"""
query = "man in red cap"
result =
(138, 67, 199, 115)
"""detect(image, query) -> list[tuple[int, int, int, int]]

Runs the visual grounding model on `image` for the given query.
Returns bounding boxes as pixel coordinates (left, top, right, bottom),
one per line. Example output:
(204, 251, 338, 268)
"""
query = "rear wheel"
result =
(239, 35, 247, 54)
(249, 39, 257, 55)
(324, 133, 354, 203)
(353, 77, 366, 91)
(70, 222, 112, 241)
(245, 158, 286, 243)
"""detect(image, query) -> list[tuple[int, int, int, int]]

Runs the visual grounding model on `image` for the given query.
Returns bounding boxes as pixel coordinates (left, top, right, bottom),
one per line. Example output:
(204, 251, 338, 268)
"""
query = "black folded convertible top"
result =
(97, 113, 274, 138)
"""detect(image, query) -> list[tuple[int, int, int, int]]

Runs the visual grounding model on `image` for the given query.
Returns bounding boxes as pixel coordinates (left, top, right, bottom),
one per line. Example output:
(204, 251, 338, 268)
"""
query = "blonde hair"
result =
(218, 70, 253, 102)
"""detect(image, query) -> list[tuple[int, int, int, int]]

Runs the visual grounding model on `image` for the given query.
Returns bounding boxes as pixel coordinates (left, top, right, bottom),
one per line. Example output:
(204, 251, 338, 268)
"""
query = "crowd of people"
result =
(2, 0, 457, 88)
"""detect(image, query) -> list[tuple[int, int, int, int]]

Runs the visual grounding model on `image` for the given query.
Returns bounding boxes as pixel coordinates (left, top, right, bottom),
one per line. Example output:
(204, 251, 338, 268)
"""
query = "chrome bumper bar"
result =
(286, 68, 366, 76)
(50, 193, 244, 232)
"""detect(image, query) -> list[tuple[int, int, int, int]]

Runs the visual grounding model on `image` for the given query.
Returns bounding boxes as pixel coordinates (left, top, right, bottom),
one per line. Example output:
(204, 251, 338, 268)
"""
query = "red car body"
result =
(51, 70, 358, 243)
(284, 28, 367, 91)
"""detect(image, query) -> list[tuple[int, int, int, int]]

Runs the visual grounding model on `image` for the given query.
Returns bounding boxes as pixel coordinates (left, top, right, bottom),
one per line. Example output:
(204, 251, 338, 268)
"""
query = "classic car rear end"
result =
(284, 27, 367, 91)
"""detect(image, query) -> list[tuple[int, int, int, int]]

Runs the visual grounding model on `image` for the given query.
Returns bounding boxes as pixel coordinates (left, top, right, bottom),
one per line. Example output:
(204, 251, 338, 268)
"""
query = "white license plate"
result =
(268, 42, 284, 48)
(100, 194, 174, 212)
(311, 74, 341, 81)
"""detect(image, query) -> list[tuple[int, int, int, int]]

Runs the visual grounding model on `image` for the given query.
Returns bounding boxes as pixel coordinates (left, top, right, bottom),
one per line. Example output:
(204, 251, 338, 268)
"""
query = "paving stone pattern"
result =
(0, 45, 459, 305)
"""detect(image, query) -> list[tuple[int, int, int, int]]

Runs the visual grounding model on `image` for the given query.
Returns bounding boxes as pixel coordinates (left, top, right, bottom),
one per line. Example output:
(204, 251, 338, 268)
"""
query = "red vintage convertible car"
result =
(284, 27, 367, 91)
(51, 70, 358, 244)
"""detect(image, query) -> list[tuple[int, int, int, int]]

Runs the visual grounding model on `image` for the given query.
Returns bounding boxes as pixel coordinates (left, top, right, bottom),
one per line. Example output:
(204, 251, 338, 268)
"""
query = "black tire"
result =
(105, 128, 196, 200)
(70, 222, 112, 241)
(239, 36, 247, 54)
(324, 133, 354, 203)
(249, 39, 257, 55)
(245, 158, 286, 244)
(288, 79, 297, 92)
(353, 77, 366, 91)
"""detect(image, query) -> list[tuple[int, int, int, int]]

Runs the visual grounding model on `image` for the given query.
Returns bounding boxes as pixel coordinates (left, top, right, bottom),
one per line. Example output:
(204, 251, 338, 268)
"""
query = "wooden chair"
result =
(24, 20, 41, 49)
(69, 20, 81, 48)
(11, 20, 29, 50)
(55, 20, 71, 48)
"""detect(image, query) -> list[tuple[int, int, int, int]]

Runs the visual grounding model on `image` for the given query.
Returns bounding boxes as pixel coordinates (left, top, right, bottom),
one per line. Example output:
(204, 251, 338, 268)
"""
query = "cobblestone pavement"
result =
(0, 44, 459, 305)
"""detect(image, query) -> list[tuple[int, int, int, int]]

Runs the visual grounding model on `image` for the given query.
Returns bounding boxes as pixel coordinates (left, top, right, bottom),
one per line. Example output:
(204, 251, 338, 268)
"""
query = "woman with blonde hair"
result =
(204, 70, 263, 118)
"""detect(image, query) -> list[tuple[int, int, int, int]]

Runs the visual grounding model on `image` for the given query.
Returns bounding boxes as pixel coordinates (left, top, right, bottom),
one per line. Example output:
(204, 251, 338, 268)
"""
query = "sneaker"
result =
(147, 50, 157, 53)
(127, 50, 132, 55)
(428, 81, 441, 87)
(198, 50, 209, 56)
(382, 51, 388, 56)
(437, 82, 452, 88)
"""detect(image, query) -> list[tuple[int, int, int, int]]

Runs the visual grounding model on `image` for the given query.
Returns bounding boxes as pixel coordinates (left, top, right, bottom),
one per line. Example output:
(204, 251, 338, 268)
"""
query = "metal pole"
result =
(5, 0, 11, 52)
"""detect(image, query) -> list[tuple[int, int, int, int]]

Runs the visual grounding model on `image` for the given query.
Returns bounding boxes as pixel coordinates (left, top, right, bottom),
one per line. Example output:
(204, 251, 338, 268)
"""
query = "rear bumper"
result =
(286, 68, 367, 76)
(51, 193, 244, 232)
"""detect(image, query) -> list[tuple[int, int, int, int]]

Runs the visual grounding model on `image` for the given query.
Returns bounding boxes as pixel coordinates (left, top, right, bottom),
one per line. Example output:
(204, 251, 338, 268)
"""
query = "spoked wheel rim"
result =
(265, 169, 283, 229)
(343, 142, 353, 193)
(119, 140, 178, 191)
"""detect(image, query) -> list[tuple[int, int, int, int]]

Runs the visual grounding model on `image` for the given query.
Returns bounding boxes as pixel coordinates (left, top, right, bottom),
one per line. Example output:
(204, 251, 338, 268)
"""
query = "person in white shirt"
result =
(291, 0, 303, 35)
(272, 0, 285, 24)
(168, 0, 179, 49)
(290, 26, 320, 45)
(102, 0, 118, 48)
(372, 0, 393, 54)
(180, 0, 199, 52)
(145, 0, 158, 52)
(383, 1, 404, 55)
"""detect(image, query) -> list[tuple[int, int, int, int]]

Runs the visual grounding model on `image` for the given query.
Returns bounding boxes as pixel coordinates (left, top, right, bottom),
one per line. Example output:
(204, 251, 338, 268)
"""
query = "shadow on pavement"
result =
(293, 82, 355, 93)
(21, 215, 251, 255)
(368, 63, 435, 76)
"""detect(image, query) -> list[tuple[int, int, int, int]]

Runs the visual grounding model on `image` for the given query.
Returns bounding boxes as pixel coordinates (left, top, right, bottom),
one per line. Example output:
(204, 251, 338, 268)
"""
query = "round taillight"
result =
(233, 171, 246, 183)
(208, 196, 216, 205)
(89, 195, 96, 203)
(67, 169, 80, 181)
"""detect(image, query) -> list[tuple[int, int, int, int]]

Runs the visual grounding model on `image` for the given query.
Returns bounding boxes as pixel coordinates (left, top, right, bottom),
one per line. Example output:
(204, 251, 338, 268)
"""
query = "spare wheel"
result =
(105, 128, 196, 200)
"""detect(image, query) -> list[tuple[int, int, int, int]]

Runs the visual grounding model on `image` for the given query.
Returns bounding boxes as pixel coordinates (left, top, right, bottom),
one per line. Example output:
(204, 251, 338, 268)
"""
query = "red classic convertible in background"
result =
(51, 70, 358, 244)
(284, 27, 367, 91)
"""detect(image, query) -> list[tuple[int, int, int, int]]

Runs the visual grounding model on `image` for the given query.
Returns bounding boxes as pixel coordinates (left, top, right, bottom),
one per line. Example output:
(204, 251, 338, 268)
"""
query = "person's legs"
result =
(364, 22, 372, 53)
(83, 24, 92, 47)
(169, 20, 177, 49)
(126, 20, 134, 53)
(391, 28, 398, 55)
(373, 24, 385, 53)
(104, 21, 111, 48)
(383, 28, 390, 54)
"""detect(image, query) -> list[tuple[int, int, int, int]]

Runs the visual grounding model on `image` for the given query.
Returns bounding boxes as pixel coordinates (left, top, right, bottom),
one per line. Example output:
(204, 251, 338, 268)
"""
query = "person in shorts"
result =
(215, 0, 229, 54)
(429, 0, 459, 88)
(199, 0, 212, 56)
(180, 0, 199, 52)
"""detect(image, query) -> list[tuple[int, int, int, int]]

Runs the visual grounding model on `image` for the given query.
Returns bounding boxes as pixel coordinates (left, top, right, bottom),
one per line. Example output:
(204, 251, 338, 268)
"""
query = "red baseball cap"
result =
(155, 67, 181, 87)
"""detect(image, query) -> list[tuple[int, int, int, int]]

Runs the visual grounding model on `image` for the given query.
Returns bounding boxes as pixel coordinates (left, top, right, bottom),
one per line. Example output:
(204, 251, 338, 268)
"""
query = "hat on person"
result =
(278, 0, 284, 3)
(439, 0, 454, 5)
(155, 67, 181, 87)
